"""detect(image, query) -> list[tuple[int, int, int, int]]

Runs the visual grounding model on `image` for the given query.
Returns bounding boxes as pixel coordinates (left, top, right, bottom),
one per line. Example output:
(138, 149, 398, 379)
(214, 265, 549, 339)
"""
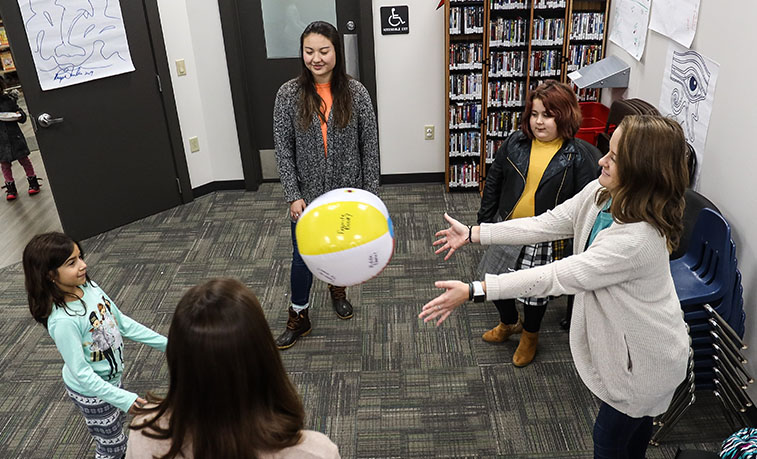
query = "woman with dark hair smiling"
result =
(273, 21, 379, 350)
(127, 278, 340, 459)
(422, 115, 691, 458)
(476, 80, 598, 367)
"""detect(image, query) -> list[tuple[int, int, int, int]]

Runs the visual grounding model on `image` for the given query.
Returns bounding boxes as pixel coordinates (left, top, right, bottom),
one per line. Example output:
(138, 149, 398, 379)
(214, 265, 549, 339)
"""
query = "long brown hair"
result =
(23, 232, 91, 328)
(597, 115, 689, 251)
(520, 80, 582, 140)
(297, 21, 352, 130)
(130, 278, 305, 459)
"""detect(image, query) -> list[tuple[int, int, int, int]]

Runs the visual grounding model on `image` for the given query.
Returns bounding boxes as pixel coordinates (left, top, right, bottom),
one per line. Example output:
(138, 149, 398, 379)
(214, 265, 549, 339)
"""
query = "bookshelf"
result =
(0, 18, 20, 88)
(444, 0, 610, 192)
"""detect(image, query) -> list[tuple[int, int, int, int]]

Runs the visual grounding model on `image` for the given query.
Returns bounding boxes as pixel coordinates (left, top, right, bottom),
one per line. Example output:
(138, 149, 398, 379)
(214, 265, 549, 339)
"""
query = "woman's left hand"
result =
(419, 280, 469, 326)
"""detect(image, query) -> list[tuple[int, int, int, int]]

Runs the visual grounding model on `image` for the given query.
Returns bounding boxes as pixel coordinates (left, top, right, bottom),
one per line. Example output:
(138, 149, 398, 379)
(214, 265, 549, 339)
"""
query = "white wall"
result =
(372, 1, 446, 175)
(156, 0, 242, 189)
(604, 0, 757, 390)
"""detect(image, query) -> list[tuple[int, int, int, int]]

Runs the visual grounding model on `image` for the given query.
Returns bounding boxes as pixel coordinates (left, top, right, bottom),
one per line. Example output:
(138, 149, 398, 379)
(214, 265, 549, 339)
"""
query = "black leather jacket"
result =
(477, 130, 600, 224)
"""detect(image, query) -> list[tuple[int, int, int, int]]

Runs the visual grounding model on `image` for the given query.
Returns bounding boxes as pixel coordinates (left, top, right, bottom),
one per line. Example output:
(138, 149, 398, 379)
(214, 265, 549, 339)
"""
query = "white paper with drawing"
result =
(17, 0, 135, 91)
(658, 44, 718, 186)
(608, 0, 651, 61)
(649, 0, 700, 48)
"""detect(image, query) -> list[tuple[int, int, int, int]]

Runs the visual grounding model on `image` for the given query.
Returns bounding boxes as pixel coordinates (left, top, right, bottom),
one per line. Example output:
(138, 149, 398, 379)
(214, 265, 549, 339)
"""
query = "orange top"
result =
(315, 82, 332, 156)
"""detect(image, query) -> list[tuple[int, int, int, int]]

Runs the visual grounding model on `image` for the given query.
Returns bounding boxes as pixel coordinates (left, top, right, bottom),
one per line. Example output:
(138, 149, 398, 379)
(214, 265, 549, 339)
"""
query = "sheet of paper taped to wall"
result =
(0, 112, 21, 121)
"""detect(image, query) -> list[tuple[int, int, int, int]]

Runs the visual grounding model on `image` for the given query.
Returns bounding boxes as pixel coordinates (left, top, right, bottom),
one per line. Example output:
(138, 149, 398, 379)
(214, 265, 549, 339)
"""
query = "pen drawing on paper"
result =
(17, 0, 135, 90)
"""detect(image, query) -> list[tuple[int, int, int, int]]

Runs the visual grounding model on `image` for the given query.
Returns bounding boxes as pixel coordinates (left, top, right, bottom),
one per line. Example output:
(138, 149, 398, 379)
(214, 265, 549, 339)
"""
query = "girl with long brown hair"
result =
(273, 21, 379, 350)
(23, 232, 167, 459)
(127, 278, 339, 458)
(421, 115, 690, 457)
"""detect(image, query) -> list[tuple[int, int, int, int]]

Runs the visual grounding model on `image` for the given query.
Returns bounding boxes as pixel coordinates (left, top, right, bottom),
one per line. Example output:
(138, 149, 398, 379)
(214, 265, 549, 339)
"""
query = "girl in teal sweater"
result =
(23, 232, 167, 459)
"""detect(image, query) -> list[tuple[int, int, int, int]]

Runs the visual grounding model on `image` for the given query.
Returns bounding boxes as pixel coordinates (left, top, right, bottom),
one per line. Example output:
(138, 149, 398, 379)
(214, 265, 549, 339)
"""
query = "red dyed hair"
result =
(520, 80, 582, 140)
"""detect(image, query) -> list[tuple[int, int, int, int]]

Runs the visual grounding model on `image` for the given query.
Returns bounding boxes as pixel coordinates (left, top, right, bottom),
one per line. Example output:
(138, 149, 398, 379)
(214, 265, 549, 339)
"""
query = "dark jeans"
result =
(593, 402, 653, 459)
(493, 298, 547, 333)
(290, 221, 313, 306)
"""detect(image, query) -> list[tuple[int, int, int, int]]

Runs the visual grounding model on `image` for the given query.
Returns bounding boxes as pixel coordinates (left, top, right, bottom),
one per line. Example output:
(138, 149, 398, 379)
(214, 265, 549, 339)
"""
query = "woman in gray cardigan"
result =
(273, 21, 379, 350)
(422, 116, 690, 458)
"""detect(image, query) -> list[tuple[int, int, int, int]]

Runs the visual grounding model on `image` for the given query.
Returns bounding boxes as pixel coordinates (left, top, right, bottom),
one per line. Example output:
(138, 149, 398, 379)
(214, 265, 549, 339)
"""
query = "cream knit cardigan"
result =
(479, 180, 689, 417)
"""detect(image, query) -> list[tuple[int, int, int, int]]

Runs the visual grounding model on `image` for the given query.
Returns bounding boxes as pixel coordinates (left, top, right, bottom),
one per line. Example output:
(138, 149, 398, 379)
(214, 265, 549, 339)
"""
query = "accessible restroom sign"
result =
(380, 6, 409, 34)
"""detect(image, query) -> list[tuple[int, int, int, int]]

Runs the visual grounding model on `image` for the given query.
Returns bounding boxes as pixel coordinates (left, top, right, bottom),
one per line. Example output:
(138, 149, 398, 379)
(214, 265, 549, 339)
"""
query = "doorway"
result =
(218, 0, 377, 182)
(0, 0, 191, 248)
(0, 11, 61, 268)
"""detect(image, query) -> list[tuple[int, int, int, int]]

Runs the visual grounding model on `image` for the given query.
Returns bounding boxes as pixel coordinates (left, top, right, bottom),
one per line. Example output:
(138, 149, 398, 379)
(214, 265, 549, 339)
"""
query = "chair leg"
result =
(650, 393, 695, 446)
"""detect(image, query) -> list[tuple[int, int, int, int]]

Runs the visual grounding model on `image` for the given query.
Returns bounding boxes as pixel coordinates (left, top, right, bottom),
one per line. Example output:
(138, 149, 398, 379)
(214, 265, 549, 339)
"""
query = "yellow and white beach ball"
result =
(296, 188, 394, 286)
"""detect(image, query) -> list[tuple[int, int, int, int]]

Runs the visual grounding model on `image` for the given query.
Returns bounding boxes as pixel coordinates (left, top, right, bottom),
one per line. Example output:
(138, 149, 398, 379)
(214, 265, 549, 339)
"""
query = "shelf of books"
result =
(444, 0, 610, 192)
(446, 0, 486, 191)
(566, 0, 610, 101)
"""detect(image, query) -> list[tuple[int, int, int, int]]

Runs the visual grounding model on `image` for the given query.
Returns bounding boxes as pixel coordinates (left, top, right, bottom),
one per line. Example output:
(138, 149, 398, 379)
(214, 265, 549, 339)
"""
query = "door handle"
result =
(37, 113, 64, 128)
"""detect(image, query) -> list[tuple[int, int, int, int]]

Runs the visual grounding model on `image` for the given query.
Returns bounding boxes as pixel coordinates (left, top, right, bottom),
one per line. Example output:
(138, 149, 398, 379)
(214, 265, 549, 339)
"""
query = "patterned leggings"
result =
(65, 385, 128, 459)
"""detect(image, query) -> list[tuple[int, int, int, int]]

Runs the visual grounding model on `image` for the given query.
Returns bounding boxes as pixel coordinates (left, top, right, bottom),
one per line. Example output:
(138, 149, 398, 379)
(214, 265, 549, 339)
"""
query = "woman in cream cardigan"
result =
(421, 115, 690, 458)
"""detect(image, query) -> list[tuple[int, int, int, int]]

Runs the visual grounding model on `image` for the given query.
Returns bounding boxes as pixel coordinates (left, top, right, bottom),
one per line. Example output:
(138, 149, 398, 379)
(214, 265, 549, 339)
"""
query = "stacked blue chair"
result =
(651, 206, 750, 446)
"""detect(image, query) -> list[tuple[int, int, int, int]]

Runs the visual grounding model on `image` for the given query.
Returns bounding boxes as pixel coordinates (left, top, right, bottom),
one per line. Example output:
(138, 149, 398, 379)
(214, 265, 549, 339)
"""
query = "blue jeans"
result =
(290, 221, 314, 306)
(593, 402, 653, 459)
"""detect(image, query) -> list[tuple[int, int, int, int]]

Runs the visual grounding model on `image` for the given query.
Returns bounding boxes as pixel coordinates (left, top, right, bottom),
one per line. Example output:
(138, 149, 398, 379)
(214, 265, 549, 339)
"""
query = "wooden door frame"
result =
(217, 0, 377, 191)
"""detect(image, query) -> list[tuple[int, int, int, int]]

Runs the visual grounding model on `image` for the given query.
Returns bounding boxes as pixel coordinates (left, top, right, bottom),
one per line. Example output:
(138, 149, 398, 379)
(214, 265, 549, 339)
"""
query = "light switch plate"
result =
(189, 136, 200, 152)
(176, 59, 187, 76)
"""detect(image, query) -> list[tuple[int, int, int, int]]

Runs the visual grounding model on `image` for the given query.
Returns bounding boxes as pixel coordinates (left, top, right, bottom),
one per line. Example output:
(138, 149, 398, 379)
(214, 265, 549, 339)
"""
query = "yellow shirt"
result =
(510, 137, 563, 219)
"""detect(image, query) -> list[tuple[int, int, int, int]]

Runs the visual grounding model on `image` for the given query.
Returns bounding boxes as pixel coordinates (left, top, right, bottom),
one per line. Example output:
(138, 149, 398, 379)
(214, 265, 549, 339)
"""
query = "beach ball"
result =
(296, 188, 394, 286)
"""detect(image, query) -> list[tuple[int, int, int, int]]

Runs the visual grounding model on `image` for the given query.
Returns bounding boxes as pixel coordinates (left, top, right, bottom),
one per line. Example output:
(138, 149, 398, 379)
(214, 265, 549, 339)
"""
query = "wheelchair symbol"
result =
(388, 8, 406, 27)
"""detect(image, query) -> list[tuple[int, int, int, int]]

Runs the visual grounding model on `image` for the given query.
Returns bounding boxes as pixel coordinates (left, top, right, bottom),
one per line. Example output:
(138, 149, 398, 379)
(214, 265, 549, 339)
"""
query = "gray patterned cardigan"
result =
(273, 78, 380, 206)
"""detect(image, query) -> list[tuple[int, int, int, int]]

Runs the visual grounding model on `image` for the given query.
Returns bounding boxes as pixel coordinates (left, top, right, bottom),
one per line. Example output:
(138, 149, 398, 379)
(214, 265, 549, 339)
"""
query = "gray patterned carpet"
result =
(0, 183, 735, 458)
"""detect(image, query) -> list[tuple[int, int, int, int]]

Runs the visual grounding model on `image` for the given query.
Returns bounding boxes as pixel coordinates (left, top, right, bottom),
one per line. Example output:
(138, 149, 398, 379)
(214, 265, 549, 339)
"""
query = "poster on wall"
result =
(17, 0, 135, 91)
(658, 43, 719, 186)
(649, 0, 700, 48)
(607, 0, 651, 61)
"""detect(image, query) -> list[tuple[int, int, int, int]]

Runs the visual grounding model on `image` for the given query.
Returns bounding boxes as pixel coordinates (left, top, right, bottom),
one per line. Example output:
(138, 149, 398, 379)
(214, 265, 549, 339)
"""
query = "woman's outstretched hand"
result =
(433, 213, 470, 261)
(419, 280, 469, 326)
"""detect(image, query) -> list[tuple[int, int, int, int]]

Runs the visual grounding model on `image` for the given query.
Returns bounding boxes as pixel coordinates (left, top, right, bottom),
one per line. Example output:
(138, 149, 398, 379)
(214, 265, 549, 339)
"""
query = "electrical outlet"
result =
(424, 125, 435, 140)
(189, 136, 200, 152)
(176, 59, 187, 76)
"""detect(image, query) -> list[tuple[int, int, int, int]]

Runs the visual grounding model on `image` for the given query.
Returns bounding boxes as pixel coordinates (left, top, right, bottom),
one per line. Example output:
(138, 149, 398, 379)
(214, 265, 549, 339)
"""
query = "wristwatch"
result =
(469, 281, 485, 303)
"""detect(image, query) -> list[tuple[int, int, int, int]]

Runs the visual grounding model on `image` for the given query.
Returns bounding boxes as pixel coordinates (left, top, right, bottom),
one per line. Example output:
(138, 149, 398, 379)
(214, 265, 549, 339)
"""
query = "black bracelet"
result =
(468, 282, 474, 301)
(467, 225, 473, 243)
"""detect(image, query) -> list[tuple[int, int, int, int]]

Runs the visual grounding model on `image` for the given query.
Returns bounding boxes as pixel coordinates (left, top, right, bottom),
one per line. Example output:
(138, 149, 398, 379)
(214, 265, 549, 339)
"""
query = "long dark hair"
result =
(520, 80, 582, 140)
(297, 21, 352, 130)
(130, 278, 305, 459)
(596, 115, 689, 252)
(23, 232, 91, 328)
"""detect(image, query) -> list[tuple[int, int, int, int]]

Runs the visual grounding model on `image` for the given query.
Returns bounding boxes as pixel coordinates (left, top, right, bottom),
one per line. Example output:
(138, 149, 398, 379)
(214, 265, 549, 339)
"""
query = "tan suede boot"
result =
(513, 330, 539, 367)
(482, 317, 523, 343)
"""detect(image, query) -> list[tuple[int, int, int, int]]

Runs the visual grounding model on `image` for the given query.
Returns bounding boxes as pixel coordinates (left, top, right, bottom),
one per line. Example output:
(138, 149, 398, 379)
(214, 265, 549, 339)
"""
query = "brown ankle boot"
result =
(513, 330, 539, 367)
(275, 307, 312, 350)
(328, 285, 353, 319)
(482, 317, 523, 343)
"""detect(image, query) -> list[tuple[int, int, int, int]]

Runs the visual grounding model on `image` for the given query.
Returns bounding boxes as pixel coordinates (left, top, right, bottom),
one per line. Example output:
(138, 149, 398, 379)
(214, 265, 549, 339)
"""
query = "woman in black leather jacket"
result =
(476, 80, 599, 366)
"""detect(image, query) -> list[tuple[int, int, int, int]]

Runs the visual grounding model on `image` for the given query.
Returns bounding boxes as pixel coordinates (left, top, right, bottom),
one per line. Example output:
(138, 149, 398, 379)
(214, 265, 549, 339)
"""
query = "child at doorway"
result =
(0, 76, 41, 201)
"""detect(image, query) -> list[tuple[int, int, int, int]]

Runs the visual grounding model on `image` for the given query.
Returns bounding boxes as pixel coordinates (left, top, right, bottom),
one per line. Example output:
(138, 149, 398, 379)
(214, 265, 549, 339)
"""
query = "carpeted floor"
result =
(0, 183, 736, 458)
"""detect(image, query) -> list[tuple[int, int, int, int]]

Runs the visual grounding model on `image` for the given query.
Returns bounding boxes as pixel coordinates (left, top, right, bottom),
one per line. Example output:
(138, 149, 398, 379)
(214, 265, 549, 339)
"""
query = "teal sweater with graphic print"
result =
(47, 281, 167, 412)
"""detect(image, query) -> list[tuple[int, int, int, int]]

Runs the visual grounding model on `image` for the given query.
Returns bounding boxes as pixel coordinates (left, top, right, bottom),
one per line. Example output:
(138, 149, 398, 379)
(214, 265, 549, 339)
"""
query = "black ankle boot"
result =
(2, 181, 17, 201)
(328, 285, 353, 319)
(27, 175, 41, 195)
(275, 307, 312, 350)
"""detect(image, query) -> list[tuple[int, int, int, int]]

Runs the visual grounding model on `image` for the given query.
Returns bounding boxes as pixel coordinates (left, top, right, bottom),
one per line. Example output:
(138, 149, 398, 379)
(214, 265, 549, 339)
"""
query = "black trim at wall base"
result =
(380, 173, 444, 185)
(192, 180, 247, 198)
